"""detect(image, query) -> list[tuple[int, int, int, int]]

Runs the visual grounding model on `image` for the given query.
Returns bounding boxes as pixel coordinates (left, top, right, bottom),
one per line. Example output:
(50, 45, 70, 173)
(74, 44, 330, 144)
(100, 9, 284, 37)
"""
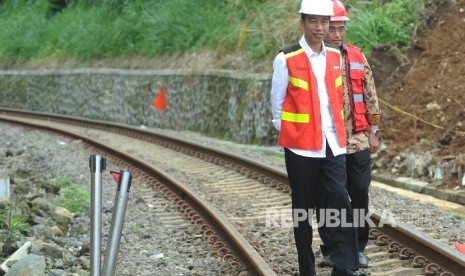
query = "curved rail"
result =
(371, 212, 465, 276)
(0, 111, 276, 276)
(1, 108, 465, 275)
(0, 108, 288, 185)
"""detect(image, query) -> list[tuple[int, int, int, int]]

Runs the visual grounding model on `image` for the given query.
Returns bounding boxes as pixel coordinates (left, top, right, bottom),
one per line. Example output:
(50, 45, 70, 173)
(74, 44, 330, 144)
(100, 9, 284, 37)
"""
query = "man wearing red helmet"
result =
(317, 0, 381, 269)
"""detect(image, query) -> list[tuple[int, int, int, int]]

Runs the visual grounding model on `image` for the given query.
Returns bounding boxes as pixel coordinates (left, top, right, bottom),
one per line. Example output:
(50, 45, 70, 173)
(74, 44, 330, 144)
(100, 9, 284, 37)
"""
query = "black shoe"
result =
(330, 269, 368, 276)
(358, 252, 369, 268)
(318, 254, 333, 267)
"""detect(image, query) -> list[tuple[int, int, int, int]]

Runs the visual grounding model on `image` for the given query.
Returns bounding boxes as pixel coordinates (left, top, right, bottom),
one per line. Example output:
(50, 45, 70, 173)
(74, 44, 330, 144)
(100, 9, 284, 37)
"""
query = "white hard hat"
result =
(299, 0, 334, 16)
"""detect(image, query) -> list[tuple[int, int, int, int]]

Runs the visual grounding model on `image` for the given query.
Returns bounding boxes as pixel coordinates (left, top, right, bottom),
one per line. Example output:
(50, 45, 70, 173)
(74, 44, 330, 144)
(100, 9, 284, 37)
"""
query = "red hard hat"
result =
(331, 0, 350, 21)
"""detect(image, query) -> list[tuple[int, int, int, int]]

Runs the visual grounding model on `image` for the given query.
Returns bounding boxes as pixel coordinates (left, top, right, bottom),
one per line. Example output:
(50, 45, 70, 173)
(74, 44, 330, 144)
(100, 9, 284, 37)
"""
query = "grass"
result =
(449, 211, 465, 221)
(132, 226, 144, 234)
(345, 0, 427, 55)
(0, 0, 428, 65)
(53, 176, 90, 214)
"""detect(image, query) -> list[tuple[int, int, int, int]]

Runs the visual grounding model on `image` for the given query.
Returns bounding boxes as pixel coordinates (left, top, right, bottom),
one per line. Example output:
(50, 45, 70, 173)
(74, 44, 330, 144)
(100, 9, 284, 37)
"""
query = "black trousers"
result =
(318, 149, 371, 256)
(285, 147, 358, 276)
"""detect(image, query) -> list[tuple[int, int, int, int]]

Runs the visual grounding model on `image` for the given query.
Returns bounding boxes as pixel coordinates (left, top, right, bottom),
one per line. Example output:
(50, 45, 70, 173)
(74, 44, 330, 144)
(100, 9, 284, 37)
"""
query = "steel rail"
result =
(371, 211, 465, 275)
(0, 113, 277, 276)
(0, 108, 288, 185)
(2, 108, 465, 275)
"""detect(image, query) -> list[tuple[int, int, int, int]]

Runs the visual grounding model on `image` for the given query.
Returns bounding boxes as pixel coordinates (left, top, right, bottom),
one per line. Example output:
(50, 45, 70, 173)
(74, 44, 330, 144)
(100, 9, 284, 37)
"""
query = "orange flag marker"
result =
(455, 242, 465, 255)
(153, 84, 167, 111)
(110, 171, 120, 183)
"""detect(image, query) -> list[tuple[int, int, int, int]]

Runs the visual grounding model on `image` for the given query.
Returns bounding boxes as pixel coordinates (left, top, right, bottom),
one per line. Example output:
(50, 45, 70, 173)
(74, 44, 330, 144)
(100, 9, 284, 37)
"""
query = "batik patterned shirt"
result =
(341, 49, 381, 154)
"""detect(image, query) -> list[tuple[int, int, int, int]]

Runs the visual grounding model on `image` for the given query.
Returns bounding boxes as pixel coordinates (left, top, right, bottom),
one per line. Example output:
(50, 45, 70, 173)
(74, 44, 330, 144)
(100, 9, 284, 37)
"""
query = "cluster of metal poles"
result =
(89, 155, 132, 276)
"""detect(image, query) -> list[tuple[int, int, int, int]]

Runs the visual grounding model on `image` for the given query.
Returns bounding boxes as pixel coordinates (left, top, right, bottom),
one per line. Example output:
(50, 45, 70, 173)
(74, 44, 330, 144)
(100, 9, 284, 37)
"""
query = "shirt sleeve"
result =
(362, 53, 381, 115)
(271, 52, 288, 131)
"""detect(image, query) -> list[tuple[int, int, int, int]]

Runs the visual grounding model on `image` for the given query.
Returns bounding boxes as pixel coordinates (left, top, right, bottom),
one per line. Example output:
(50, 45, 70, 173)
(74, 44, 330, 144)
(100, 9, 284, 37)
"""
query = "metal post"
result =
(0, 177, 10, 199)
(413, 114, 417, 149)
(89, 155, 106, 276)
(102, 171, 132, 276)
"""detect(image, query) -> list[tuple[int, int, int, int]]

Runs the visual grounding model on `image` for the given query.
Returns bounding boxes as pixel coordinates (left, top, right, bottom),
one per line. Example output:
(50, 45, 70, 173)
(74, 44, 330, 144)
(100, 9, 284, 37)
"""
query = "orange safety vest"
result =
(278, 44, 346, 150)
(344, 43, 369, 133)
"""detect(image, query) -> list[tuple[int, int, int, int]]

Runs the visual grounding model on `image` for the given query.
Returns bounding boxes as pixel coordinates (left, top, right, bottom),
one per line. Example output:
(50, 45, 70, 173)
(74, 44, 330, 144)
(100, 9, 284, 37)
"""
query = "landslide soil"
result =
(368, 0, 465, 190)
(374, 0, 465, 158)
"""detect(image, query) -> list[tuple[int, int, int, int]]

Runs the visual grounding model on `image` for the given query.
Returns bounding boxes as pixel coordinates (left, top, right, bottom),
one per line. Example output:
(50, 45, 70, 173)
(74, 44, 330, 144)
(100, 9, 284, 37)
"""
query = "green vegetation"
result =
(0, 0, 428, 64)
(448, 211, 465, 221)
(53, 176, 90, 214)
(0, 204, 29, 254)
(345, 0, 427, 55)
(132, 226, 144, 234)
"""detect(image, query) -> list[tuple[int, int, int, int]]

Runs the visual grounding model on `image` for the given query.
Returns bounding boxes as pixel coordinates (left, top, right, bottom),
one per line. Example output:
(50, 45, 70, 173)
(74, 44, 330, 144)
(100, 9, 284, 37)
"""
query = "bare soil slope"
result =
(379, 0, 465, 156)
(367, 0, 465, 188)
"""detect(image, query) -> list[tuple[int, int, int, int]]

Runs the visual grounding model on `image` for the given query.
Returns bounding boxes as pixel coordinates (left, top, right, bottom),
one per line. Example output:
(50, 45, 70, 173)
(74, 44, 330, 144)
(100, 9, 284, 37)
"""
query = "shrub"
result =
(0, 0, 428, 63)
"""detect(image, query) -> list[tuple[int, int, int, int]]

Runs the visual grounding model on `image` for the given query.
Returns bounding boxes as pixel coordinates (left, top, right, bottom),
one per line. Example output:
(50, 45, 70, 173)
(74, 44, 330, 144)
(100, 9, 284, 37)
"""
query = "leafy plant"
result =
(53, 176, 90, 214)
(1, 218, 29, 245)
(0, 206, 29, 255)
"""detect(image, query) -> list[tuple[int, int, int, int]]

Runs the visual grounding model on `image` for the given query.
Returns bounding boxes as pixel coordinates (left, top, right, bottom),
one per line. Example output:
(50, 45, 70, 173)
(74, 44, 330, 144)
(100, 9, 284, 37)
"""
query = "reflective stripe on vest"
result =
(353, 94, 364, 102)
(281, 111, 310, 123)
(335, 75, 342, 88)
(289, 76, 309, 91)
(326, 46, 340, 54)
(350, 62, 364, 71)
(285, 48, 305, 59)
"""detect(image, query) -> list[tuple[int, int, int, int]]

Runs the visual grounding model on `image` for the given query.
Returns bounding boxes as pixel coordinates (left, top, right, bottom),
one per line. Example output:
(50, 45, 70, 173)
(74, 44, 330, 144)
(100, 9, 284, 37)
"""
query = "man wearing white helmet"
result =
(271, 0, 365, 275)
(317, 0, 381, 269)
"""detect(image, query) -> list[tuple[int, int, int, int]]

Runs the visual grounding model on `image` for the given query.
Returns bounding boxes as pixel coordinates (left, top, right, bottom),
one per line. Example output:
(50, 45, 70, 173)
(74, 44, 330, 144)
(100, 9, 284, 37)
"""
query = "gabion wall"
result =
(0, 69, 278, 145)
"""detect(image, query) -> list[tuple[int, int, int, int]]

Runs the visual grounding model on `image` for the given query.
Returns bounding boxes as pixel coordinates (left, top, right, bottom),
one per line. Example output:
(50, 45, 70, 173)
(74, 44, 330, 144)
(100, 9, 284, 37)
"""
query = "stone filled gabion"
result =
(0, 69, 277, 145)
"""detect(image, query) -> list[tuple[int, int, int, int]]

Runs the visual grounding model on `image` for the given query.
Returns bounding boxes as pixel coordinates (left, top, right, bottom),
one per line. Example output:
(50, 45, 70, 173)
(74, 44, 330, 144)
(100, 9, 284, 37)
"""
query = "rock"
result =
(79, 256, 90, 270)
(426, 102, 441, 110)
(54, 207, 73, 220)
(1, 241, 32, 273)
(30, 197, 54, 213)
(50, 226, 64, 236)
(150, 253, 164, 260)
(47, 269, 65, 276)
(52, 207, 73, 232)
(5, 254, 45, 276)
(31, 241, 63, 259)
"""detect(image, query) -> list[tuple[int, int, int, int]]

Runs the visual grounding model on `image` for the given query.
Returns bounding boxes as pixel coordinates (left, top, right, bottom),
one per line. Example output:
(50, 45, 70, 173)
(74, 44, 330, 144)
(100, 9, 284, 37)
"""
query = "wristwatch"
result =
(372, 128, 381, 137)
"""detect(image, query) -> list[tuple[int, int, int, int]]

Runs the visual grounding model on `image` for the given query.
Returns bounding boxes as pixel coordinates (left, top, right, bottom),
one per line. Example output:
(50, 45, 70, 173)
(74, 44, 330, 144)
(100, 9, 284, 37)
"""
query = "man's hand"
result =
(368, 125, 380, 153)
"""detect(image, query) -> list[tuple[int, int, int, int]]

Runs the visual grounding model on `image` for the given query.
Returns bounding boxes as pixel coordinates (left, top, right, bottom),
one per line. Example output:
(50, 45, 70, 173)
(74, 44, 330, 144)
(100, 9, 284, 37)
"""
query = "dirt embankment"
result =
(377, 0, 465, 152)
(369, 0, 465, 187)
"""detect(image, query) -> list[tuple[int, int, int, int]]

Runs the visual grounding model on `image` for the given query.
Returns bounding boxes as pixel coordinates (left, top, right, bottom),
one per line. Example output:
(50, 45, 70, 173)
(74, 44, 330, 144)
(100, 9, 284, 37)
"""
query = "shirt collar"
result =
(299, 35, 326, 57)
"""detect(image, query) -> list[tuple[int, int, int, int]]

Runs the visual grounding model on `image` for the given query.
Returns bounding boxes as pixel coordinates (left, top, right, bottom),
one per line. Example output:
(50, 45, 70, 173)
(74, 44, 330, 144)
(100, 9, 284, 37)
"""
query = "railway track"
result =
(1, 108, 464, 275)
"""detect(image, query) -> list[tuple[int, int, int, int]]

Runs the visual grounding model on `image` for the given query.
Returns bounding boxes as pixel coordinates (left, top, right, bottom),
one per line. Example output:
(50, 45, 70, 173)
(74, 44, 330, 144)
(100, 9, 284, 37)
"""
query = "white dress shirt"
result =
(271, 35, 346, 157)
